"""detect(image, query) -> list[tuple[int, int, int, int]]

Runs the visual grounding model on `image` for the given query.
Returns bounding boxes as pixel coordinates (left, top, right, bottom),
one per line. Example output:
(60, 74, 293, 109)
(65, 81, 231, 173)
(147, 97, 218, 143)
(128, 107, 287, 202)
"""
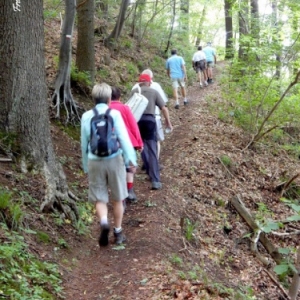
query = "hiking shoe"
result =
(114, 230, 126, 245)
(184, 100, 189, 106)
(199, 83, 203, 88)
(99, 223, 110, 247)
(175, 104, 179, 109)
(208, 79, 214, 84)
(151, 181, 162, 190)
(127, 188, 137, 202)
(204, 81, 208, 87)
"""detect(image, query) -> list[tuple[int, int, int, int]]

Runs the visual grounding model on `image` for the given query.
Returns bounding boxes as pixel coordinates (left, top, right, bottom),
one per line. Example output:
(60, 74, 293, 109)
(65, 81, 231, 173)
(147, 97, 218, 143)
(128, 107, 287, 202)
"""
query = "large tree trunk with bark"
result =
(0, 0, 78, 221)
(224, 0, 234, 59)
(76, 0, 95, 84)
(52, 0, 80, 124)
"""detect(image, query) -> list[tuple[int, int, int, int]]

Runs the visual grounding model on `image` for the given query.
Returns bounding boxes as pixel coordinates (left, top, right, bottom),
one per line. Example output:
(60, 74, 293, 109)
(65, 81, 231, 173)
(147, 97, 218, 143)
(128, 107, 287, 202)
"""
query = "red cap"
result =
(138, 74, 151, 83)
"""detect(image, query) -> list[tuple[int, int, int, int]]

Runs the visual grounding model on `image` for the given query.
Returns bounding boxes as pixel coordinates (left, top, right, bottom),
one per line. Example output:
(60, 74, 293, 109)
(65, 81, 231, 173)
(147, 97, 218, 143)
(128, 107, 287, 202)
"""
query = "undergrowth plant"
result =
(0, 225, 63, 299)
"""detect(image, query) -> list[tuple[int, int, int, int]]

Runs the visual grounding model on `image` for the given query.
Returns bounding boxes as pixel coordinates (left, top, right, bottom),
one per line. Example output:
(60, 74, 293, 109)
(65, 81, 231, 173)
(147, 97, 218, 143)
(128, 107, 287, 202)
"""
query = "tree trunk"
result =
(104, 0, 130, 49)
(52, 0, 80, 123)
(0, 0, 78, 221)
(271, 0, 281, 79)
(164, 0, 176, 55)
(238, 0, 249, 60)
(195, 5, 206, 46)
(250, 0, 259, 39)
(76, 0, 95, 84)
(179, 0, 189, 42)
(224, 0, 234, 59)
(289, 246, 300, 300)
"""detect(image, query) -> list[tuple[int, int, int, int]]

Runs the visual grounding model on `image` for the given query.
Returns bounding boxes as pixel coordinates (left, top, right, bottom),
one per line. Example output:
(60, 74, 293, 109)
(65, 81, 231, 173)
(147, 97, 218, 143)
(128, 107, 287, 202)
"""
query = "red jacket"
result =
(110, 101, 143, 149)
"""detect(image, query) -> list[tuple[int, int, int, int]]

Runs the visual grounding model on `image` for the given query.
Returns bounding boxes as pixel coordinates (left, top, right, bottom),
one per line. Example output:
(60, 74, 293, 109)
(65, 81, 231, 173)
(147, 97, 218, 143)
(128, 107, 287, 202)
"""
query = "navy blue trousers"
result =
(138, 115, 160, 183)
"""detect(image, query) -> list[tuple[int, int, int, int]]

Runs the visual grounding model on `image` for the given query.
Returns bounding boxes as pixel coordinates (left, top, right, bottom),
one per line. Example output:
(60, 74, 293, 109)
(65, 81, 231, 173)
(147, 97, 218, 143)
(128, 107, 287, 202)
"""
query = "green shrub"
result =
(0, 225, 62, 299)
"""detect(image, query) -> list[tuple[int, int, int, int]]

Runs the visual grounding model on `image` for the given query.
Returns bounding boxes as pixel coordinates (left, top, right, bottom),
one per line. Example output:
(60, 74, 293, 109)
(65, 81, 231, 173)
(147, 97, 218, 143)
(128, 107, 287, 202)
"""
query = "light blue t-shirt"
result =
(166, 55, 185, 79)
(81, 103, 137, 173)
(203, 46, 216, 63)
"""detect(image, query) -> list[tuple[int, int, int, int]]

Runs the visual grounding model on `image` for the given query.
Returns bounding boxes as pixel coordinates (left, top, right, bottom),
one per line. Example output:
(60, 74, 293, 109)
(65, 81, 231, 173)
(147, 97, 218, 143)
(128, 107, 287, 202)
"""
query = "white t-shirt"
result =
(192, 50, 206, 62)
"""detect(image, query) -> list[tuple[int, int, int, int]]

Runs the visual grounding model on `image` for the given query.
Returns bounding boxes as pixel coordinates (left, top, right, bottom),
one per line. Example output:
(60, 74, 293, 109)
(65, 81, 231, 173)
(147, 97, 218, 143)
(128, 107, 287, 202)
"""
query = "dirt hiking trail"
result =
(61, 62, 299, 300)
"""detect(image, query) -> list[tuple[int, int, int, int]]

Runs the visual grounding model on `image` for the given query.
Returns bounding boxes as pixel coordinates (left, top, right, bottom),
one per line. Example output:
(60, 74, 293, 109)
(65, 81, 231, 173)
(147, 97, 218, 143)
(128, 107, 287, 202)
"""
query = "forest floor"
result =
(57, 62, 299, 300)
(1, 60, 300, 299)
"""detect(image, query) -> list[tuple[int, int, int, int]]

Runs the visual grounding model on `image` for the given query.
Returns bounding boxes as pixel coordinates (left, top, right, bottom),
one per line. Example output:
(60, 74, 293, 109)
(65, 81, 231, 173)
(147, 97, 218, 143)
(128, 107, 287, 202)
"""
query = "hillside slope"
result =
(60, 62, 300, 300)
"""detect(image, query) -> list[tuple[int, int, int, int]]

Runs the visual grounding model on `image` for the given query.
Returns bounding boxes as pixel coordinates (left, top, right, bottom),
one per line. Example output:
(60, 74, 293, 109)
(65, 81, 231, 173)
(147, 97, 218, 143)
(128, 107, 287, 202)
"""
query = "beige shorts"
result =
(88, 154, 127, 203)
(171, 78, 185, 89)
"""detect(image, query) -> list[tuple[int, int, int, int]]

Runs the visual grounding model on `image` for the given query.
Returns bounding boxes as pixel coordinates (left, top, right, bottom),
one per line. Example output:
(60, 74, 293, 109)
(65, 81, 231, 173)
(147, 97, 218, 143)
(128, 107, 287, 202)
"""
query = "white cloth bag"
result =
(125, 85, 149, 122)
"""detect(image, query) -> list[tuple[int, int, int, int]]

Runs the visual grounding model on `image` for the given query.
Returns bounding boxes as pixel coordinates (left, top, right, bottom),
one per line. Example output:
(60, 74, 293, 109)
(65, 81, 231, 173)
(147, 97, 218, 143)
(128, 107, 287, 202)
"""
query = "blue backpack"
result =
(90, 108, 119, 157)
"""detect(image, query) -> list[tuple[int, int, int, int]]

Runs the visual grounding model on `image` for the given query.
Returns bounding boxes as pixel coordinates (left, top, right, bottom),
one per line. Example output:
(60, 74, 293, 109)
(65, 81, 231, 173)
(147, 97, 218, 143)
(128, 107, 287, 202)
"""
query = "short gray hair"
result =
(92, 83, 112, 104)
(142, 69, 153, 79)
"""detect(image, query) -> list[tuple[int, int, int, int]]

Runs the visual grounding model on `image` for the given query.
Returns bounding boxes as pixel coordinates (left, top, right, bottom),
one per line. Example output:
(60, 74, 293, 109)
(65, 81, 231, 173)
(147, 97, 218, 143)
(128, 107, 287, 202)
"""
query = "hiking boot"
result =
(184, 100, 189, 106)
(127, 188, 137, 202)
(175, 104, 179, 109)
(114, 230, 126, 245)
(151, 181, 162, 190)
(99, 223, 110, 247)
(208, 79, 214, 84)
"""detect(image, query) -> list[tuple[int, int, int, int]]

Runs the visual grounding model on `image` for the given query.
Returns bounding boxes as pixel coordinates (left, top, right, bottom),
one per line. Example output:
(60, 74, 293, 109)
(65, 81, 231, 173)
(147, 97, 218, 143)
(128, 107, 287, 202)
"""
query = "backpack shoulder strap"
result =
(93, 107, 99, 116)
(105, 108, 111, 116)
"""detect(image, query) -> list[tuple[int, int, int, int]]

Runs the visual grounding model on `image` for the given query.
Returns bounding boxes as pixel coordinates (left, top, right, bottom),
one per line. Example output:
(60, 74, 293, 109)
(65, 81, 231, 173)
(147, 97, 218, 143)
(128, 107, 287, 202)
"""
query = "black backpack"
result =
(90, 108, 120, 157)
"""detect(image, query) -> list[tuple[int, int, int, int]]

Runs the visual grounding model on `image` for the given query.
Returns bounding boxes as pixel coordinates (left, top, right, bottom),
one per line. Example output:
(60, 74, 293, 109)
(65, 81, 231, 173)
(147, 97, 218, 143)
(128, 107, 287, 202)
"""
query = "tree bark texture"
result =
(76, 0, 95, 84)
(104, 0, 130, 49)
(238, 0, 249, 60)
(52, 0, 79, 123)
(224, 0, 234, 59)
(195, 5, 206, 46)
(0, 0, 78, 221)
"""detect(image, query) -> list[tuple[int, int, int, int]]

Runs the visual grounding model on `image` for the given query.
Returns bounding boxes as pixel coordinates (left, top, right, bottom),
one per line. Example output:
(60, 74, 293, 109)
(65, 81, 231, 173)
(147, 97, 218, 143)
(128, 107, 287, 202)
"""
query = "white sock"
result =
(175, 100, 179, 105)
(114, 227, 122, 233)
(184, 98, 187, 102)
(100, 216, 108, 225)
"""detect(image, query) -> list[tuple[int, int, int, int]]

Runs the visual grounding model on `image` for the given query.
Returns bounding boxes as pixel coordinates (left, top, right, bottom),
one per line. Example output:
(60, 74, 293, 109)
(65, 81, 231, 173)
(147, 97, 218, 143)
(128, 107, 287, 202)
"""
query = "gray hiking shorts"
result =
(88, 154, 127, 203)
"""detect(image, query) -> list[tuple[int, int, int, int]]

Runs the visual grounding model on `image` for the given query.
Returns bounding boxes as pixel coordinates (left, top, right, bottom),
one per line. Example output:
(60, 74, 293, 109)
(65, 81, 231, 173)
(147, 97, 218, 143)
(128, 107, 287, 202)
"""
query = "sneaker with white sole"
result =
(199, 83, 203, 88)
(127, 188, 137, 202)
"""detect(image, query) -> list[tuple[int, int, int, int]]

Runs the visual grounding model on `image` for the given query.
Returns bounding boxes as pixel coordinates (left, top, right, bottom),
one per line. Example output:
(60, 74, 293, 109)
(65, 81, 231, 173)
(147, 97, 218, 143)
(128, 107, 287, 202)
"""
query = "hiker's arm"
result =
(181, 64, 187, 81)
(161, 106, 172, 130)
(80, 113, 90, 173)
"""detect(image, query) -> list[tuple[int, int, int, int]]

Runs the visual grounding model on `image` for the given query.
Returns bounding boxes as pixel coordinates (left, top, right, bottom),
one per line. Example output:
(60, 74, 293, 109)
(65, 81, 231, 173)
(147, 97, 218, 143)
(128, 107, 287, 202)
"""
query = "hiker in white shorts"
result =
(139, 69, 168, 159)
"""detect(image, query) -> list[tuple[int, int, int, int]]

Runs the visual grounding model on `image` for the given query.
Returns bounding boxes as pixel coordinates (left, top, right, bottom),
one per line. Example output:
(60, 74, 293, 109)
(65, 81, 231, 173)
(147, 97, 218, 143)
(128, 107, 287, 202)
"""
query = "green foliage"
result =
(184, 218, 197, 241)
(170, 254, 182, 266)
(0, 188, 24, 230)
(0, 225, 62, 299)
(220, 155, 232, 168)
(36, 231, 51, 244)
(70, 64, 92, 87)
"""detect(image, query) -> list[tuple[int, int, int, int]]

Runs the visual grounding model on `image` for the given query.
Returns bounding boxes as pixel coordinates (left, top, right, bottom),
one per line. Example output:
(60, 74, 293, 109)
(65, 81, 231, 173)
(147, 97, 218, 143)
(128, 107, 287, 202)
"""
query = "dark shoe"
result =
(114, 230, 126, 245)
(175, 104, 179, 109)
(208, 79, 214, 84)
(151, 181, 162, 190)
(184, 100, 189, 105)
(127, 188, 137, 202)
(99, 223, 110, 247)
